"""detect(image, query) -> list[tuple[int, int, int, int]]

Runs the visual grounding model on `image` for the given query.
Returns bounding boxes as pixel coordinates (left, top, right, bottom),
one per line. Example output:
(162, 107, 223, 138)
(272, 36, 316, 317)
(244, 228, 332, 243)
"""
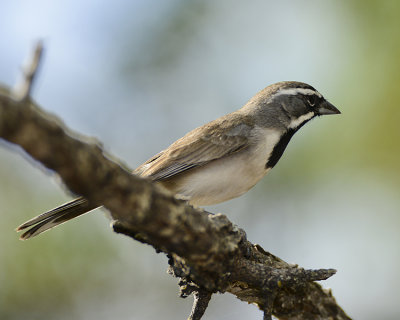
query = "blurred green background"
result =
(1, 1, 400, 319)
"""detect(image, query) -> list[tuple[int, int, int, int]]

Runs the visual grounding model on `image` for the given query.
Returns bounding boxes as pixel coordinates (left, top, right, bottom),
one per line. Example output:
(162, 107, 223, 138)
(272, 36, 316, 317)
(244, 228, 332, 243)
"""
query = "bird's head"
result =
(244, 81, 341, 131)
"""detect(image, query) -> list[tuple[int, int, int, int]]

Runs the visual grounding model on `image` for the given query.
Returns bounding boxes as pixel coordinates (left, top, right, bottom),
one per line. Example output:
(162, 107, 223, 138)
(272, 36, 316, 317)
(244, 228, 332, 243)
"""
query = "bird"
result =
(17, 81, 340, 240)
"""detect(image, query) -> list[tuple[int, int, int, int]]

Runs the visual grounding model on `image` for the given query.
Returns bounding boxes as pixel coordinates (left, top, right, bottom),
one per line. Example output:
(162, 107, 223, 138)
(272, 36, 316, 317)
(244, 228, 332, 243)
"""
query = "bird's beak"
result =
(317, 100, 341, 115)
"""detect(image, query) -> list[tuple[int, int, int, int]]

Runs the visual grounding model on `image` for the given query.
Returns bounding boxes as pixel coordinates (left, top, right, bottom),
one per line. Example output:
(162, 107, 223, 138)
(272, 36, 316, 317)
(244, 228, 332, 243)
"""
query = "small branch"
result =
(188, 290, 212, 320)
(262, 287, 277, 320)
(176, 279, 212, 320)
(13, 41, 44, 101)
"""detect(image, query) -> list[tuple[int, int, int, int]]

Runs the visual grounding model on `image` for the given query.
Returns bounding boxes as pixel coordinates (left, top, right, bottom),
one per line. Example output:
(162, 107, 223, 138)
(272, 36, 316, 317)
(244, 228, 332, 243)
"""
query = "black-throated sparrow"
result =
(17, 81, 340, 239)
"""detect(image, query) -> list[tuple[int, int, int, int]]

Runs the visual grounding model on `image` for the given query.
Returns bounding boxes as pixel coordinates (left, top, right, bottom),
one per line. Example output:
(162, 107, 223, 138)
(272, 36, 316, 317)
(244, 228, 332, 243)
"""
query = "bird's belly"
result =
(175, 151, 271, 206)
(163, 127, 282, 206)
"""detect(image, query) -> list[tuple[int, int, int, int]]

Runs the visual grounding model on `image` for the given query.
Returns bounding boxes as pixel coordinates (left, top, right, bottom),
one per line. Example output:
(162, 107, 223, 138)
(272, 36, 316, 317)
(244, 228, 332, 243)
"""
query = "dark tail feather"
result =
(16, 197, 99, 240)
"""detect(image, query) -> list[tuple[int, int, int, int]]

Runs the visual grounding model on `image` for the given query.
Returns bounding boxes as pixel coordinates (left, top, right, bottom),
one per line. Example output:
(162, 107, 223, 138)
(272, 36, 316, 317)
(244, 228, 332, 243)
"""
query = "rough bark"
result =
(0, 43, 351, 319)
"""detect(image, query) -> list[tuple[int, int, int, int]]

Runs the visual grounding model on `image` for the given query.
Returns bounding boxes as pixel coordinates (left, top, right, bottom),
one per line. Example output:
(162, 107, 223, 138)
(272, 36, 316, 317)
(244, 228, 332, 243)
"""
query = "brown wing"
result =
(134, 112, 253, 181)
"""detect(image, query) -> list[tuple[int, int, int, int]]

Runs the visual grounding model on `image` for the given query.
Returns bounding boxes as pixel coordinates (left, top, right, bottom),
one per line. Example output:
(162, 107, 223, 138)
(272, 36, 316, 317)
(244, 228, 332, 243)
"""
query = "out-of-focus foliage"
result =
(336, 1, 400, 175)
(1, 1, 400, 319)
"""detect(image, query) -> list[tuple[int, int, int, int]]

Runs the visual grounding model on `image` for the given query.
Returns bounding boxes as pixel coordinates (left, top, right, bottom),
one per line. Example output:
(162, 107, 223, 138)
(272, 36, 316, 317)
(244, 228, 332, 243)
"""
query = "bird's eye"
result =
(306, 95, 318, 107)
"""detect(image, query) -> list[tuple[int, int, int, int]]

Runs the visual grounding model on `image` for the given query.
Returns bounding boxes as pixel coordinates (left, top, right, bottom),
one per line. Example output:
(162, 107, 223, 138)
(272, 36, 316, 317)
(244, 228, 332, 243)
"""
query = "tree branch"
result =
(0, 43, 351, 319)
(13, 40, 44, 101)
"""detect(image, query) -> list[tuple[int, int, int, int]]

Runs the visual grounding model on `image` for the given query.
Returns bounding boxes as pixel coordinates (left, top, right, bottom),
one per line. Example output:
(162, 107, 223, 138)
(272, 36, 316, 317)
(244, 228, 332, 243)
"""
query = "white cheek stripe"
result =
(289, 111, 315, 129)
(273, 88, 322, 98)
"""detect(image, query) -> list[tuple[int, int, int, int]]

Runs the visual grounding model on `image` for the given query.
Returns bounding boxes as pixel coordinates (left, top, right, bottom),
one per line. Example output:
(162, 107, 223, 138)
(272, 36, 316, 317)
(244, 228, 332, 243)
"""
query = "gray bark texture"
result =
(0, 44, 351, 320)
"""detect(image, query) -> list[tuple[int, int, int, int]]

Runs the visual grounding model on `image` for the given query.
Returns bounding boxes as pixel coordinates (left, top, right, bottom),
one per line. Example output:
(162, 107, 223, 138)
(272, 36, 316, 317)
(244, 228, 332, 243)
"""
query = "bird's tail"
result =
(16, 197, 98, 240)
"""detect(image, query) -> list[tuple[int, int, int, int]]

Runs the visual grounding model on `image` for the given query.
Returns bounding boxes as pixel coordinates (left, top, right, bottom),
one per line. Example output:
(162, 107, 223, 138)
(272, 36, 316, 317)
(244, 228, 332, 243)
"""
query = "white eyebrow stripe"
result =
(288, 111, 315, 129)
(273, 88, 322, 98)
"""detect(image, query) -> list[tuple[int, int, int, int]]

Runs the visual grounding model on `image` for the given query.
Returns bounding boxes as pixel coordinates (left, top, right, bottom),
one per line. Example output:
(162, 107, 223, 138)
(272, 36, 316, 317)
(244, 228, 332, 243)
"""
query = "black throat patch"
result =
(265, 119, 312, 169)
(265, 128, 296, 169)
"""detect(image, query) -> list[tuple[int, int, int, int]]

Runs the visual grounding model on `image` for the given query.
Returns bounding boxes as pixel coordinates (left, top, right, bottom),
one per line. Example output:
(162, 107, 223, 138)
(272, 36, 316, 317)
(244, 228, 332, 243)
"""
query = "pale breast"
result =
(174, 127, 282, 206)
